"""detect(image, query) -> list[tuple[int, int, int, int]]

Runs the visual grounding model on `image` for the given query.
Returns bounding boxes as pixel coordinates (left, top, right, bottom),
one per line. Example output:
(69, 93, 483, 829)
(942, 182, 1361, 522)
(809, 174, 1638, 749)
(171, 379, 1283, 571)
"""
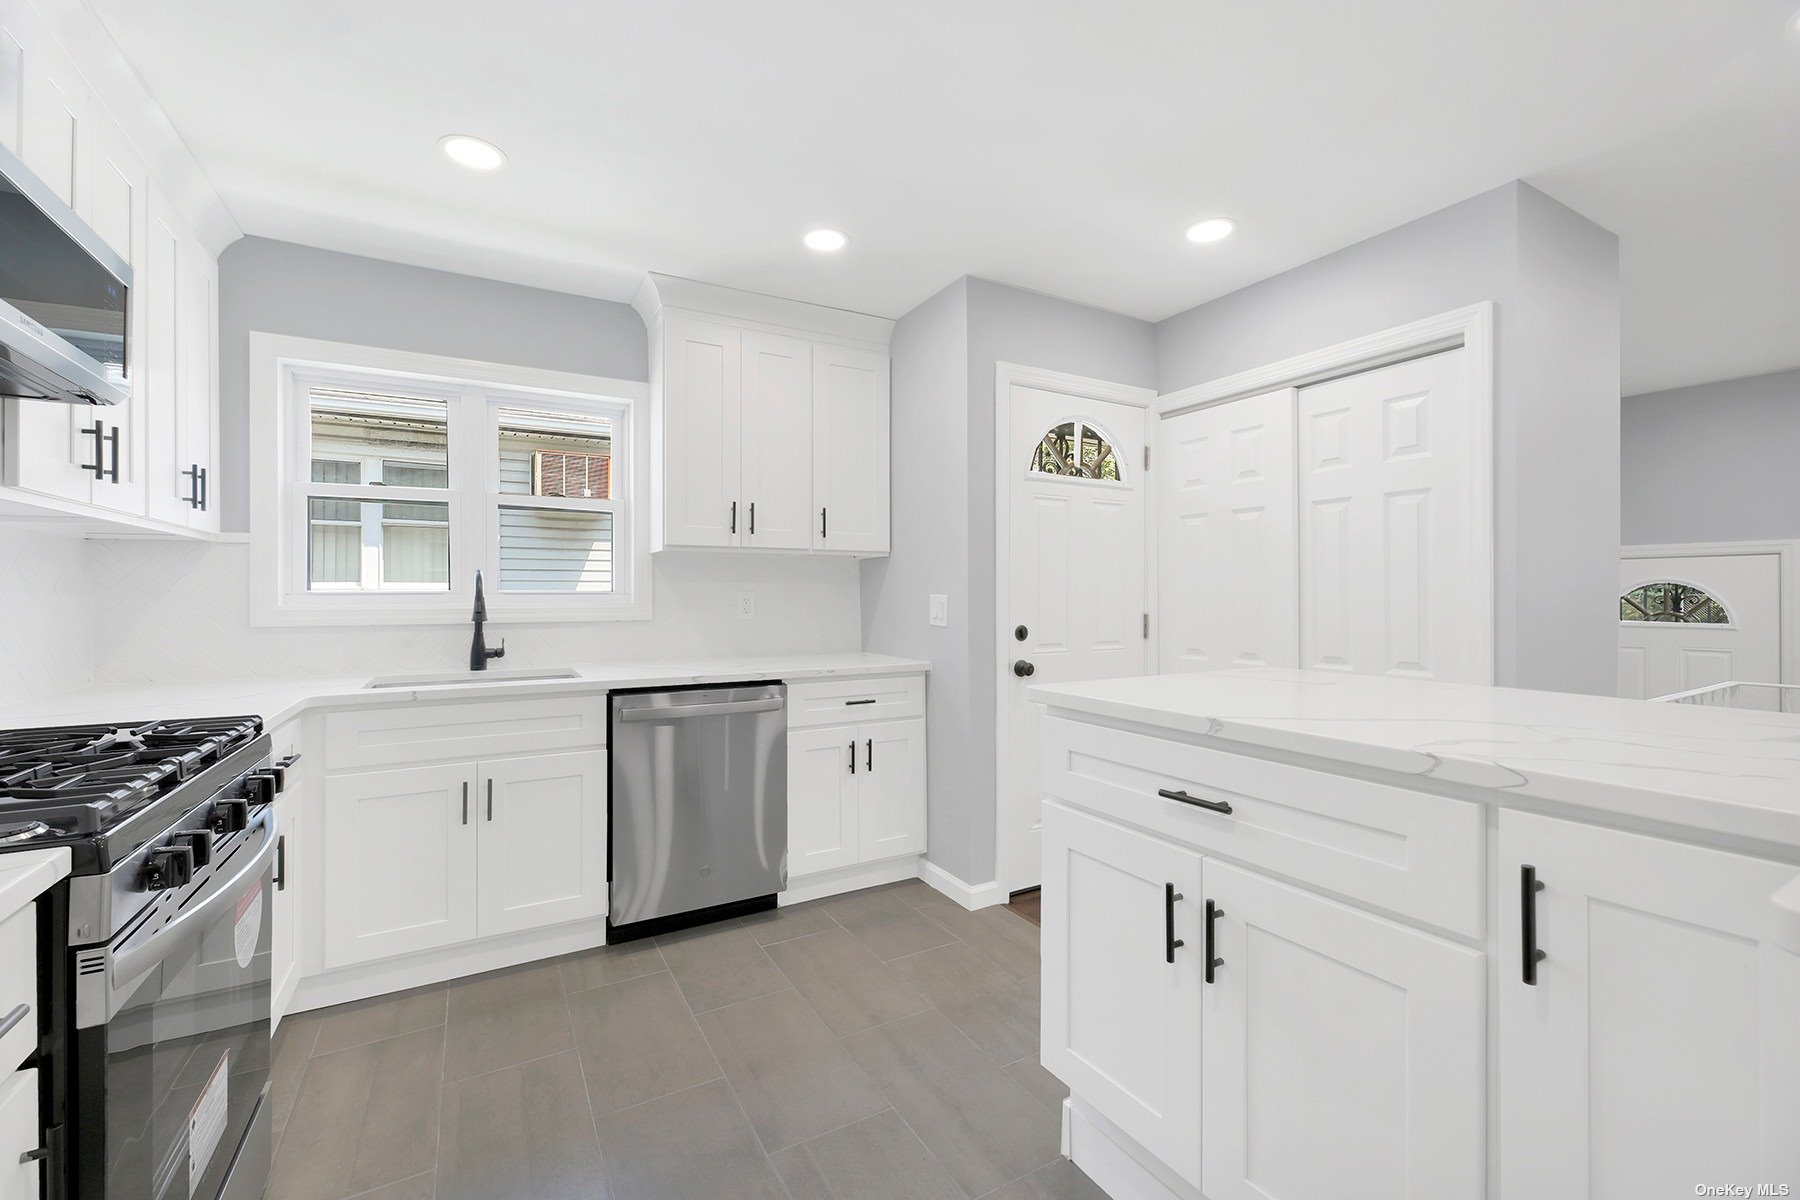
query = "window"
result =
(1620, 582, 1730, 624)
(250, 335, 649, 625)
(1031, 420, 1122, 481)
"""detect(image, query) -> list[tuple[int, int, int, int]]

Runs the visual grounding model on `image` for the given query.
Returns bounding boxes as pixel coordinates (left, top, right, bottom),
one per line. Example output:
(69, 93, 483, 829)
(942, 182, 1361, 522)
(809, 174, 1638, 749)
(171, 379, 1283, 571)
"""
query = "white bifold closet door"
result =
(1157, 388, 1299, 672)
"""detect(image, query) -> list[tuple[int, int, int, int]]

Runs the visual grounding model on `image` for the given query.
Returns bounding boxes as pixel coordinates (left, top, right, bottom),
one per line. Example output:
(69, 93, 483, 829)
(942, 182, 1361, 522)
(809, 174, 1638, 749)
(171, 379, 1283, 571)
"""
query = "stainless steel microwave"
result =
(0, 138, 131, 406)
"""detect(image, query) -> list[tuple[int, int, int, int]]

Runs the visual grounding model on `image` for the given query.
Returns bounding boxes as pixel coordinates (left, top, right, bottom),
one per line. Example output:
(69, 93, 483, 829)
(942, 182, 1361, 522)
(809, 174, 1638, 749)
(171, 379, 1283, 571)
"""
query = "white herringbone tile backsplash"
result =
(83, 539, 864, 685)
(0, 530, 98, 707)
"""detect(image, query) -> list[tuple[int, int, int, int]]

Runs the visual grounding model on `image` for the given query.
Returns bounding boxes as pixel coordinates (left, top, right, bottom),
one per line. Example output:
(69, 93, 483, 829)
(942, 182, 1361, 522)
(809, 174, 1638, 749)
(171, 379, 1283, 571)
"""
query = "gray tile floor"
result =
(267, 880, 1105, 1200)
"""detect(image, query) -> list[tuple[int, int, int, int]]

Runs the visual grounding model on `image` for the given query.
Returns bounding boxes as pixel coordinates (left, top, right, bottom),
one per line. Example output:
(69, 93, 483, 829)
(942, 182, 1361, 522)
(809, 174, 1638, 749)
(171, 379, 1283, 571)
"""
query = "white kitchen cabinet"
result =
(1498, 811, 1800, 1199)
(659, 315, 742, 547)
(1202, 860, 1484, 1200)
(0, 1069, 40, 1200)
(856, 718, 924, 860)
(741, 330, 814, 549)
(1041, 800, 1204, 1188)
(811, 343, 889, 554)
(476, 750, 607, 936)
(271, 792, 303, 1021)
(788, 714, 926, 880)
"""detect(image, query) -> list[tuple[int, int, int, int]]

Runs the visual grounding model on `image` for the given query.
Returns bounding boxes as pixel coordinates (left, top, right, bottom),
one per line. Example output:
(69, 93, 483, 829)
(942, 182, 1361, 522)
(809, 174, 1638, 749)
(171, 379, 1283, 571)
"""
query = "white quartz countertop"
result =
(1031, 667, 1800, 855)
(0, 848, 70, 924)
(0, 653, 929, 733)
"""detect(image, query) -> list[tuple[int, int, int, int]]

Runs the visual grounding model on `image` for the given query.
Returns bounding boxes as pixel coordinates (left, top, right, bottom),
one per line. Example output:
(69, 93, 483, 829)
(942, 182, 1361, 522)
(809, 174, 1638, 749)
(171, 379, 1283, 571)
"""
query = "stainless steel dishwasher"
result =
(608, 682, 787, 940)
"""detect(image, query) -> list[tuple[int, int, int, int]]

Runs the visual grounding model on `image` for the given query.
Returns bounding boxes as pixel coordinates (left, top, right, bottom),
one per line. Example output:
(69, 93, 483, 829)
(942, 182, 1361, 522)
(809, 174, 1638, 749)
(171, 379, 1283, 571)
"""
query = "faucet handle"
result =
(487, 639, 506, 662)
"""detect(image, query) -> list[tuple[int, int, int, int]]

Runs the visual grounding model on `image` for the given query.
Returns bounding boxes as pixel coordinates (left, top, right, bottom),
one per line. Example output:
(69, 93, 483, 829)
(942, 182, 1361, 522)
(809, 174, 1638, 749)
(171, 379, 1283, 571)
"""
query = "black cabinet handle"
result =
(730, 501, 737, 534)
(274, 835, 287, 891)
(1205, 900, 1225, 983)
(182, 465, 201, 508)
(198, 465, 208, 511)
(82, 421, 106, 478)
(748, 502, 755, 535)
(487, 778, 494, 821)
(1159, 788, 1233, 816)
(1521, 865, 1547, 985)
(848, 741, 856, 775)
(461, 782, 469, 825)
(820, 507, 828, 539)
(866, 738, 873, 772)
(1164, 884, 1184, 963)
(845, 698, 877, 706)
(19, 1145, 49, 1165)
(103, 425, 120, 482)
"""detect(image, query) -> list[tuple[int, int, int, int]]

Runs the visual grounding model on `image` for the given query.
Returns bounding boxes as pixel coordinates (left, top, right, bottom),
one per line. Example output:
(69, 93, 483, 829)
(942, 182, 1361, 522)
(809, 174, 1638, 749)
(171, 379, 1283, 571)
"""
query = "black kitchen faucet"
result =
(470, 570, 506, 671)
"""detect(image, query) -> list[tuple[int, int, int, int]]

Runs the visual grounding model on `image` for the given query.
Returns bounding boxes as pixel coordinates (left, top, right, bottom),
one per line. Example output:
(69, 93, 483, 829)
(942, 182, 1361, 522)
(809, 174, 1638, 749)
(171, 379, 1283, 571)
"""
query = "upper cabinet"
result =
(0, 0, 229, 536)
(636, 274, 893, 557)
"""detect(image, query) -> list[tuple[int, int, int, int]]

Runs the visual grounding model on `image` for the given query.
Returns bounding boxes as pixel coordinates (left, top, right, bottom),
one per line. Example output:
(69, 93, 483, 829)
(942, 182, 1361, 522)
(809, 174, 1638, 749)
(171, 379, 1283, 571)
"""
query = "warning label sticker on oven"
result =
(189, 1051, 230, 1196)
(234, 884, 262, 969)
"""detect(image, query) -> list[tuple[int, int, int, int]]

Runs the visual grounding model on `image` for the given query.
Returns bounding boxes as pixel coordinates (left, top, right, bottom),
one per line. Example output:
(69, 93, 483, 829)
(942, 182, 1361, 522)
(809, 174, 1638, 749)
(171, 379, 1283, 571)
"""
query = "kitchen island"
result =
(1029, 667, 1800, 1200)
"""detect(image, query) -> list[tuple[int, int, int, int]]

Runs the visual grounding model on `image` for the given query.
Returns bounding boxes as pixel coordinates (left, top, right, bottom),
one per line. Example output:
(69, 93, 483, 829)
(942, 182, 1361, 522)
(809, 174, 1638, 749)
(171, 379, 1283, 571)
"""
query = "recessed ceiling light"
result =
(1185, 217, 1237, 244)
(439, 134, 506, 171)
(803, 228, 849, 253)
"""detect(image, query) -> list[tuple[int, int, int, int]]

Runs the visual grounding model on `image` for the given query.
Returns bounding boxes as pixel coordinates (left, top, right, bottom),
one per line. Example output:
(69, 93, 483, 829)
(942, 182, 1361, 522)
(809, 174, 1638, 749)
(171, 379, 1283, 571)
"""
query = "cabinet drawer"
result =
(1041, 715, 1484, 937)
(0, 906, 38, 1072)
(787, 675, 924, 728)
(323, 696, 607, 771)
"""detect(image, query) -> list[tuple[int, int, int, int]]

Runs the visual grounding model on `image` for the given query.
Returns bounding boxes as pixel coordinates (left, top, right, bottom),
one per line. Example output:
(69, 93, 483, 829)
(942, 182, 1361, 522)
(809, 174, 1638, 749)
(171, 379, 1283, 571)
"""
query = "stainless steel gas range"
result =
(0, 718, 289, 1200)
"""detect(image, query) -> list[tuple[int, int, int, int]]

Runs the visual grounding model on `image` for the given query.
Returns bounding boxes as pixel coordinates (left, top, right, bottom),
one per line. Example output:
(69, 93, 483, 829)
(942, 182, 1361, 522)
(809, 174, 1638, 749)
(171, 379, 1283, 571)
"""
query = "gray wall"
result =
(862, 277, 1156, 886)
(1622, 366, 1800, 545)
(1155, 182, 1621, 696)
(216, 237, 648, 531)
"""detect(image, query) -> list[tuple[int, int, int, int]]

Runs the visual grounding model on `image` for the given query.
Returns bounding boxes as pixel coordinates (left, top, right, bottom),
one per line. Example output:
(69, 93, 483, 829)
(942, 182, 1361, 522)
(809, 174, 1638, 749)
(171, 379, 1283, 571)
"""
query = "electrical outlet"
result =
(736, 591, 754, 620)
(929, 594, 948, 627)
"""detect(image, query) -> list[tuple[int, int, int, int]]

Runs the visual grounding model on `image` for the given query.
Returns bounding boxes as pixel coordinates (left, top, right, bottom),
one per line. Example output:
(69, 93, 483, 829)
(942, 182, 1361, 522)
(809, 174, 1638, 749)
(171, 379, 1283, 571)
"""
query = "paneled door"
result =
(1202, 861, 1485, 1200)
(1041, 801, 1204, 1189)
(1002, 383, 1148, 892)
(740, 331, 814, 549)
(856, 718, 926, 861)
(1156, 388, 1298, 672)
(1497, 811, 1800, 1200)
(476, 750, 608, 936)
(660, 315, 742, 547)
(786, 726, 860, 877)
(811, 343, 890, 553)
(1617, 548, 1781, 706)
(1296, 348, 1487, 682)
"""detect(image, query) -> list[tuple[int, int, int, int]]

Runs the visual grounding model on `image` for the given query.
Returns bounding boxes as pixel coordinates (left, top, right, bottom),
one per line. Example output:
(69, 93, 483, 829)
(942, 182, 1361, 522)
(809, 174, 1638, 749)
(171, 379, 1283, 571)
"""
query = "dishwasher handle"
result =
(617, 697, 785, 722)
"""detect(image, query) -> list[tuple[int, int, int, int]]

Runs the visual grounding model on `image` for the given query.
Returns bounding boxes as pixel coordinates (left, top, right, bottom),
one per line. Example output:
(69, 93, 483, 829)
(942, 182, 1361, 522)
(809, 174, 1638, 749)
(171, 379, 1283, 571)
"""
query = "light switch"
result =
(929, 594, 948, 627)
(737, 592, 755, 620)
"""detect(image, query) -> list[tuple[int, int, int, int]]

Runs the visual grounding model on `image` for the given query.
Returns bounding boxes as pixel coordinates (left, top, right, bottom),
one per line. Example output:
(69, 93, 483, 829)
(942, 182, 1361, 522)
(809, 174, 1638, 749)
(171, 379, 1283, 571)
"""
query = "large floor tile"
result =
(890, 941, 1039, 1065)
(739, 899, 840, 946)
(443, 961, 573, 1082)
(567, 972, 721, 1114)
(979, 1159, 1109, 1200)
(268, 1011, 322, 1152)
(346, 1173, 435, 1200)
(556, 938, 666, 995)
(438, 1050, 606, 1200)
(268, 1026, 445, 1200)
(824, 887, 959, 962)
(695, 988, 888, 1152)
(917, 904, 1040, 982)
(655, 920, 791, 1013)
(312, 984, 447, 1056)
(1002, 1057, 1069, 1116)
(765, 928, 931, 1037)
(770, 1109, 965, 1200)
(844, 1011, 1061, 1199)
(594, 1079, 789, 1200)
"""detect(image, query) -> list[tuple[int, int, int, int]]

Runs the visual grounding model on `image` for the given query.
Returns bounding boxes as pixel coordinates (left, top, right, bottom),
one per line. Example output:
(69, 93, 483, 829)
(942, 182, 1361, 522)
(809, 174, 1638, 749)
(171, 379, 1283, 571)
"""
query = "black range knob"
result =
(143, 845, 194, 891)
(209, 799, 250, 835)
(173, 829, 213, 869)
(241, 773, 277, 806)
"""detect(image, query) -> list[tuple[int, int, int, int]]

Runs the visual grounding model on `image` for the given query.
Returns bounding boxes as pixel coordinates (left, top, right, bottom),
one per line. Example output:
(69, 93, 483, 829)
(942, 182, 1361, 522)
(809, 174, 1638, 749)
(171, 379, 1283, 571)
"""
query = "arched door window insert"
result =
(1031, 421, 1122, 481)
(1619, 582, 1730, 624)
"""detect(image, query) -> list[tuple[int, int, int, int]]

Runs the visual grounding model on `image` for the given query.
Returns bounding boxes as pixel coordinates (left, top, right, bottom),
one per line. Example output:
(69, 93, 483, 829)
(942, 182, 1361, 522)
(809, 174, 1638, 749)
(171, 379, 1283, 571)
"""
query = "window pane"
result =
(309, 387, 450, 488)
(1031, 420, 1120, 480)
(307, 499, 360, 586)
(498, 506, 613, 593)
(306, 498, 450, 591)
(497, 407, 613, 500)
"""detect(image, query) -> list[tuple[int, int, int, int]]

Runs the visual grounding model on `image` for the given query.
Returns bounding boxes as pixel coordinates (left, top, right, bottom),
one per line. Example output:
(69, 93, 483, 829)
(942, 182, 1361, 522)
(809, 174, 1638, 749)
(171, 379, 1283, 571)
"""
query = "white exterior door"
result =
(1041, 801, 1204, 1189)
(740, 331, 813, 549)
(1004, 385, 1148, 893)
(1618, 549, 1782, 706)
(1156, 388, 1298, 672)
(1203, 862, 1485, 1200)
(660, 315, 742, 548)
(856, 719, 926, 861)
(787, 726, 860, 877)
(1297, 349, 1487, 682)
(476, 750, 608, 936)
(1498, 811, 1800, 1200)
(811, 343, 890, 553)
(323, 763, 478, 967)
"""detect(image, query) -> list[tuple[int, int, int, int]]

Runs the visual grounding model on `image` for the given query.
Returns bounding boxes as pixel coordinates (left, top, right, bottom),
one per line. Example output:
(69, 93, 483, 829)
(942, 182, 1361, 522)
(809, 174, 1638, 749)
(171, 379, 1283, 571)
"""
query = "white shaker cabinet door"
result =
(856, 718, 925, 862)
(810, 343, 889, 554)
(1041, 801, 1204, 1189)
(1202, 861, 1484, 1200)
(322, 763, 479, 967)
(1498, 811, 1800, 1200)
(788, 725, 860, 877)
(475, 750, 608, 937)
(740, 330, 813, 549)
(659, 315, 742, 548)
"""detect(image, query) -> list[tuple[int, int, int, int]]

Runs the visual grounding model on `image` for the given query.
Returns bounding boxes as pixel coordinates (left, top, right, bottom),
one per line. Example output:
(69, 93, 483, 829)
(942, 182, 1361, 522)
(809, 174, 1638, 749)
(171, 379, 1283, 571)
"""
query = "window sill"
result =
(250, 595, 653, 628)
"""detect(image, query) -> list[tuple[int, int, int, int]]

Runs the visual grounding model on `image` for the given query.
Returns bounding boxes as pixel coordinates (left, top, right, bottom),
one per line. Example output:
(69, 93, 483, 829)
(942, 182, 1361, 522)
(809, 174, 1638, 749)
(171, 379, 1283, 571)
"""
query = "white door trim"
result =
(1622, 539, 1800, 687)
(1153, 302, 1497, 685)
(995, 362, 1157, 900)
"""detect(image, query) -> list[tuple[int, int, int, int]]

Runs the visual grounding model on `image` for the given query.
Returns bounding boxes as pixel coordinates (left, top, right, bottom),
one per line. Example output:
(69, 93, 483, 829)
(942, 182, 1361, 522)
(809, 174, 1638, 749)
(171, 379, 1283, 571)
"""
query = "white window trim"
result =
(248, 332, 652, 627)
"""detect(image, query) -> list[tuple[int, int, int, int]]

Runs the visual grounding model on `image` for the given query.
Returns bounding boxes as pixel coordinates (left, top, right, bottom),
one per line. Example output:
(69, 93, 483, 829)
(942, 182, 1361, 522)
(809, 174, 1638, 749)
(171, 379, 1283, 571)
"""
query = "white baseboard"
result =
(783, 856, 923, 904)
(919, 859, 1005, 910)
(1066, 1097, 1201, 1200)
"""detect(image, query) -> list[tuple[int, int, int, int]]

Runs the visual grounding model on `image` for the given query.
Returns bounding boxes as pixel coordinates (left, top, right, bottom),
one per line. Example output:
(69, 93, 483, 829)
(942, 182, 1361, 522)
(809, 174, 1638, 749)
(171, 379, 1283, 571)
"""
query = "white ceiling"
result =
(85, 0, 1800, 394)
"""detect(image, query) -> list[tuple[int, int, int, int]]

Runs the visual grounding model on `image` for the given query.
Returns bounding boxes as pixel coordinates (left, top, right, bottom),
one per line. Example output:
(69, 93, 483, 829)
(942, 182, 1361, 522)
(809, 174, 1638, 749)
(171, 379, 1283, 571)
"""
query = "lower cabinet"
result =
(1498, 811, 1800, 1198)
(322, 751, 606, 968)
(789, 717, 925, 877)
(270, 794, 304, 1019)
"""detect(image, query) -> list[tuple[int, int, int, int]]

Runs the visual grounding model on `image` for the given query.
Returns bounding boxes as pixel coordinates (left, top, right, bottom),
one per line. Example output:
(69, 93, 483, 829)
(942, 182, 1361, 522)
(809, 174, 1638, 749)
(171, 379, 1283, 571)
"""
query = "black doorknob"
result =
(1014, 625, 1028, 641)
(1013, 660, 1035, 677)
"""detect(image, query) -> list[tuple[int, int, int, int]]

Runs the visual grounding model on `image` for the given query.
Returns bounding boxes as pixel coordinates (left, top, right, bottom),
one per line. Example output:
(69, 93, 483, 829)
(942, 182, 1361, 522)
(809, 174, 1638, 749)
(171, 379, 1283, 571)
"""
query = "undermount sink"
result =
(364, 667, 581, 690)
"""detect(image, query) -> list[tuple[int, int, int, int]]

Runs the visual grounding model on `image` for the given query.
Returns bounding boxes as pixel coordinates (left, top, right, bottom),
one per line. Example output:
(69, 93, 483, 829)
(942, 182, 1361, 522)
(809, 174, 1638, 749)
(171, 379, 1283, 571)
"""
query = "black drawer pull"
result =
(1205, 900, 1224, 983)
(845, 698, 877, 706)
(1521, 865, 1547, 985)
(1159, 788, 1233, 816)
(1164, 884, 1184, 964)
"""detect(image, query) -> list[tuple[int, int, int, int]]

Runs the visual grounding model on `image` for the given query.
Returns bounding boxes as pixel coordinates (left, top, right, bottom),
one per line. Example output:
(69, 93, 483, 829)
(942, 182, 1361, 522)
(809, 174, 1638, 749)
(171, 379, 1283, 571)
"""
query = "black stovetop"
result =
(0, 716, 264, 843)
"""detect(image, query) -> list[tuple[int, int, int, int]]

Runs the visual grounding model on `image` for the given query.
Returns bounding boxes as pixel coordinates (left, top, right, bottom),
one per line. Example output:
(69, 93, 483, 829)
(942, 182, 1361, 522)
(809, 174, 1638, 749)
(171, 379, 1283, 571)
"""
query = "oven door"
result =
(73, 807, 276, 1200)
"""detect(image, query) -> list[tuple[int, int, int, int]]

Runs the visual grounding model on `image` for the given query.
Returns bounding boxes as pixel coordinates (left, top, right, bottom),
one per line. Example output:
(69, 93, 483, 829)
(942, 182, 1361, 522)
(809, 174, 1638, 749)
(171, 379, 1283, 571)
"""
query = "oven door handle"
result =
(109, 812, 277, 994)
